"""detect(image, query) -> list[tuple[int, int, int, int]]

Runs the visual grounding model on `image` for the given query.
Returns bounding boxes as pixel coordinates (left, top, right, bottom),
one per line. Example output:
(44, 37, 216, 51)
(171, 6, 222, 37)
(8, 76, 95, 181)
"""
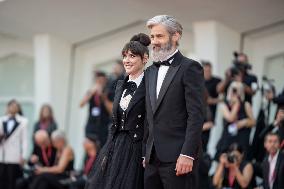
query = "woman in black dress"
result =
(85, 33, 150, 189)
(215, 81, 256, 159)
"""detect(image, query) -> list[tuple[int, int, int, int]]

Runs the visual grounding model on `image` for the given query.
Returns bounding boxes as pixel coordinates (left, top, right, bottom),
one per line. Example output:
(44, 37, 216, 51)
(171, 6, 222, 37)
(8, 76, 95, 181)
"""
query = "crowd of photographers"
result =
(201, 52, 284, 189)
(0, 53, 284, 189)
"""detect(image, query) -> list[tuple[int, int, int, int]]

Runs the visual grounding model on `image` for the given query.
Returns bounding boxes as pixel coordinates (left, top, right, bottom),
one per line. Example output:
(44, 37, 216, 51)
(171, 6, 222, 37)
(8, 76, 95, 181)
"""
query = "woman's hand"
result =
(219, 153, 228, 167)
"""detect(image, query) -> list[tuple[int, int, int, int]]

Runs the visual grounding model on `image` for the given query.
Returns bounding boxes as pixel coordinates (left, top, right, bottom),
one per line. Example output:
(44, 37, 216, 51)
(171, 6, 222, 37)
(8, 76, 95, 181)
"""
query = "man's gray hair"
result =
(146, 15, 183, 36)
(51, 129, 66, 141)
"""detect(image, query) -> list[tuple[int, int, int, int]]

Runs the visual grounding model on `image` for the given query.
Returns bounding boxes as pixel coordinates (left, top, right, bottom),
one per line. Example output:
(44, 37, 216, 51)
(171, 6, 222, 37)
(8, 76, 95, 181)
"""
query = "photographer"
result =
(218, 52, 258, 104)
(216, 81, 256, 159)
(266, 87, 284, 110)
(235, 52, 258, 104)
(80, 71, 113, 146)
(213, 143, 254, 189)
(202, 61, 222, 122)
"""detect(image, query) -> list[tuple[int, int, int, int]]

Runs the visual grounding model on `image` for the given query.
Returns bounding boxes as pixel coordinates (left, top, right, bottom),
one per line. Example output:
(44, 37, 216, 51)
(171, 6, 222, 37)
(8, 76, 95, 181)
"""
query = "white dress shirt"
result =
(268, 150, 279, 189)
(119, 72, 144, 111)
(155, 49, 194, 161)
(156, 49, 178, 98)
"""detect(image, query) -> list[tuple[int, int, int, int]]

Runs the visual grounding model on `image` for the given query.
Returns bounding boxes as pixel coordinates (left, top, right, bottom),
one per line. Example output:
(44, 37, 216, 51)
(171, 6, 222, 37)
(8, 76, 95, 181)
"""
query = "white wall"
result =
(34, 34, 72, 130)
(0, 33, 33, 58)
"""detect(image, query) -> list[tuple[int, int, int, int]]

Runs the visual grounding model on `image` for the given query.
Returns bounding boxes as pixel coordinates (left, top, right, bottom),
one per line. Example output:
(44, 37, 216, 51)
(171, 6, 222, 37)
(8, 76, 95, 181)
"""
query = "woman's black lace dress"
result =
(85, 80, 144, 189)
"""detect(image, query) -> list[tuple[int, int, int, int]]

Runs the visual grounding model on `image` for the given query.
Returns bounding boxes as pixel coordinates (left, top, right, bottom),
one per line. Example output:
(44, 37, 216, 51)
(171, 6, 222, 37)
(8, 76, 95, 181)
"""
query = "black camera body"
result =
(233, 51, 252, 72)
(227, 153, 236, 163)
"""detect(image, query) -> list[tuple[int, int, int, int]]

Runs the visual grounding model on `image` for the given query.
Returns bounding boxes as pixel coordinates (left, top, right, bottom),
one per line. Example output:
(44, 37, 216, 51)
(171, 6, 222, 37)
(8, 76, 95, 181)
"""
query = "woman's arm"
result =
(37, 146, 73, 174)
(213, 154, 227, 188)
(101, 93, 113, 115)
(234, 163, 254, 188)
(80, 90, 93, 108)
(222, 102, 240, 122)
(236, 102, 256, 129)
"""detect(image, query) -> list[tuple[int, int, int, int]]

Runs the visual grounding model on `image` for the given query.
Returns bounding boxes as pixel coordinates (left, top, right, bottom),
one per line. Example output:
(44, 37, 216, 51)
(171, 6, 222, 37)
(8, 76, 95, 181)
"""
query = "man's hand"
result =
(175, 156, 193, 176)
(265, 90, 274, 101)
(142, 158, 146, 168)
(30, 155, 39, 164)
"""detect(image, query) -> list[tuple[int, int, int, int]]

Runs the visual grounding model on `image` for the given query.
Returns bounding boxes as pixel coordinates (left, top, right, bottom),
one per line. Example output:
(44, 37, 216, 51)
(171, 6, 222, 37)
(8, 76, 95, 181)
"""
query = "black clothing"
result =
(144, 51, 205, 189)
(144, 148, 199, 189)
(216, 101, 250, 159)
(205, 76, 221, 121)
(0, 163, 22, 189)
(243, 73, 258, 104)
(85, 76, 145, 189)
(85, 93, 111, 146)
(262, 152, 284, 189)
(222, 161, 253, 189)
(33, 120, 57, 136)
(273, 88, 284, 109)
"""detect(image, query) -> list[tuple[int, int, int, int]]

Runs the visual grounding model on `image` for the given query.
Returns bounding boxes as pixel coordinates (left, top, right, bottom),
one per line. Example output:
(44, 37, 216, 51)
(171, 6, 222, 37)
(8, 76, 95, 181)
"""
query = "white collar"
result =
(128, 72, 144, 88)
(165, 49, 178, 63)
(269, 150, 280, 162)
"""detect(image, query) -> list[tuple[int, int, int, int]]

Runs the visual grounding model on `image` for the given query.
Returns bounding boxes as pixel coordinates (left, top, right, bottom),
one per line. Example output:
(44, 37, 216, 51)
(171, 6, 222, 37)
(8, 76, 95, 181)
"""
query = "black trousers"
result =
(144, 149, 199, 189)
(0, 163, 23, 189)
(29, 173, 68, 189)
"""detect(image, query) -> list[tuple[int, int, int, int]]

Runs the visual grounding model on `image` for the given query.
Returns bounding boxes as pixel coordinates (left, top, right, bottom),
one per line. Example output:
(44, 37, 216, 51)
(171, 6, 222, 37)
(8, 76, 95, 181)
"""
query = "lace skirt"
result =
(85, 131, 143, 189)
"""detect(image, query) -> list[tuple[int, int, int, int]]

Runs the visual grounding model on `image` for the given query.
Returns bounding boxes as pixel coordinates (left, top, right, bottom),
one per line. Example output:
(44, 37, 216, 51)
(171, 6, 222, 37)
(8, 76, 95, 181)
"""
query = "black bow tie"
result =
(124, 81, 137, 97)
(153, 60, 171, 67)
(153, 54, 176, 67)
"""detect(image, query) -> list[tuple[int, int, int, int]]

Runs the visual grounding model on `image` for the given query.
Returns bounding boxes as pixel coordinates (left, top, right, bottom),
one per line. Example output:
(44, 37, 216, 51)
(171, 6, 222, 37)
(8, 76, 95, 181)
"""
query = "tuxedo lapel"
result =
(2, 117, 19, 140)
(263, 157, 269, 187)
(148, 66, 158, 114)
(112, 79, 125, 123)
(274, 153, 282, 185)
(126, 77, 145, 117)
(154, 51, 182, 114)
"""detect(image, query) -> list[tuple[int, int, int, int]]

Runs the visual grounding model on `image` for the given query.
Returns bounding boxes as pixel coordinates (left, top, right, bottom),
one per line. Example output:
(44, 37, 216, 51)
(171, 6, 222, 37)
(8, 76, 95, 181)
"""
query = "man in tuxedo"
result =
(262, 132, 284, 189)
(143, 15, 205, 189)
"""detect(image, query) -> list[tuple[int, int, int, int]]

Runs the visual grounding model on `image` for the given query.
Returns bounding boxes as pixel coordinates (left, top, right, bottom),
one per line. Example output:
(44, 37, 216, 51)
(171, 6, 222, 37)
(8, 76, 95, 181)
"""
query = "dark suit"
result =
(144, 51, 205, 189)
(262, 151, 284, 189)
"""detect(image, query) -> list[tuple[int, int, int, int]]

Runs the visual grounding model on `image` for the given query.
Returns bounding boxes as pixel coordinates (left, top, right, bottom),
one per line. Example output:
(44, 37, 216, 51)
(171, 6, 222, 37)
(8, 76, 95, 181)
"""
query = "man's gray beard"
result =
(151, 41, 175, 62)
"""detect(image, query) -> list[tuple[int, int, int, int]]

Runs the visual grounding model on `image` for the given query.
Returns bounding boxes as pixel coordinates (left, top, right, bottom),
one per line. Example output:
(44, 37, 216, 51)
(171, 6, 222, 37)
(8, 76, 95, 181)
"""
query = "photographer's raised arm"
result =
(222, 102, 240, 122)
(234, 162, 254, 188)
(236, 102, 256, 129)
(213, 153, 227, 188)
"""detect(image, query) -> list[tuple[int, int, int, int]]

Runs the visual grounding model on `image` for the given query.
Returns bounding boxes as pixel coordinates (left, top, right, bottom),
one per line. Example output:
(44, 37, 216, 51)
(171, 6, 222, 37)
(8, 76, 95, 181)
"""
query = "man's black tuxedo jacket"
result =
(262, 151, 284, 189)
(143, 51, 205, 163)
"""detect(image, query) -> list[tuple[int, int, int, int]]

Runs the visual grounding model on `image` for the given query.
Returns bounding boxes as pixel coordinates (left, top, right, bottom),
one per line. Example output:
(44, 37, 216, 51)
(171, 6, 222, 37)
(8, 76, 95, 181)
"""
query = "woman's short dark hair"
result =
(122, 33, 151, 59)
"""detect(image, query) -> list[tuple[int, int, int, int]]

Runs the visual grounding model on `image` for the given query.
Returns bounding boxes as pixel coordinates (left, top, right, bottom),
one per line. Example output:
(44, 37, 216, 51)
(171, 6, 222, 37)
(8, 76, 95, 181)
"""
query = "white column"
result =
(34, 34, 71, 130)
(193, 21, 240, 76)
(192, 21, 241, 160)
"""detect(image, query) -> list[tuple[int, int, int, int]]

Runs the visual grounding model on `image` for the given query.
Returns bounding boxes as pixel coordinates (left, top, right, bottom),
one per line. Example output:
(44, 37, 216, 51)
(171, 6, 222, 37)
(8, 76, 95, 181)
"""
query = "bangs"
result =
(122, 41, 148, 58)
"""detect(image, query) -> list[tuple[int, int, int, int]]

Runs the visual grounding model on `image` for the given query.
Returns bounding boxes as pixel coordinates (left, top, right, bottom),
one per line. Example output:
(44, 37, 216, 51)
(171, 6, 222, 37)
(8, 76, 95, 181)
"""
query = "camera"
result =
(227, 153, 236, 163)
(233, 52, 252, 71)
(232, 87, 238, 95)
